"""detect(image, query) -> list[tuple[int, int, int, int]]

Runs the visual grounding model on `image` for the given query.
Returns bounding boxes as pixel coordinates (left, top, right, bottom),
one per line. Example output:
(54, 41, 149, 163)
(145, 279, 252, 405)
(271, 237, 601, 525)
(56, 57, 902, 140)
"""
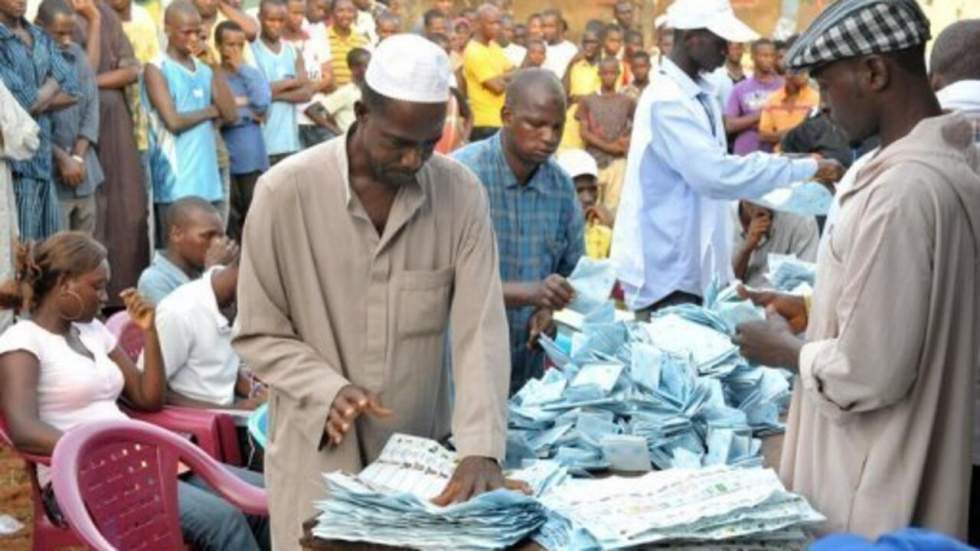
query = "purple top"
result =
(725, 75, 784, 155)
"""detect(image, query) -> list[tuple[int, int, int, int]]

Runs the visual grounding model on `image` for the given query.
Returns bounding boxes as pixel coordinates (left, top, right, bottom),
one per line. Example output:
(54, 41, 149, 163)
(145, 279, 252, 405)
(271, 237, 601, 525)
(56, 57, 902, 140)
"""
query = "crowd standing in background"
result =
(1, 0, 980, 548)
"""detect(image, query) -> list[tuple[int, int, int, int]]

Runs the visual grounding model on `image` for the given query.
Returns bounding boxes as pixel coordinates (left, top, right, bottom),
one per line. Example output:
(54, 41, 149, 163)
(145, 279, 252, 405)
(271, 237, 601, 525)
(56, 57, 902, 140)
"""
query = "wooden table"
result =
(300, 518, 542, 551)
(300, 435, 785, 551)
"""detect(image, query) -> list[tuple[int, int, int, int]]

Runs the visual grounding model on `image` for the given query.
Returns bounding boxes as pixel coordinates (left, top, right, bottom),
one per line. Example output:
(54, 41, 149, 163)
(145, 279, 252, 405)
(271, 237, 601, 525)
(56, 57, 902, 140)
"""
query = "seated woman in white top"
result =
(0, 232, 269, 551)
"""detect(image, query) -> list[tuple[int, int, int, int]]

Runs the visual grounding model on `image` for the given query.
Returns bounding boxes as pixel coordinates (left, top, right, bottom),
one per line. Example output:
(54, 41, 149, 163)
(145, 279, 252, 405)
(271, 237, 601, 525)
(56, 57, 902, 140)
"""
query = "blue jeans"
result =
(178, 465, 270, 551)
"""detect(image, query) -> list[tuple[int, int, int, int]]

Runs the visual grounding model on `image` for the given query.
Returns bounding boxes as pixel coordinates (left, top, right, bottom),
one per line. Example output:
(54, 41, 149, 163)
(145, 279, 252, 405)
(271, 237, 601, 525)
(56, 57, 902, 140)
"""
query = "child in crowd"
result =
(624, 29, 644, 60)
(624, 50, 651, 100)
(565, 27, 602, 102)
(283, 0, 334, 149)
(216, 20, 271, 242)
(525, 38, 546, 69)
(320, 47, 370, 136)
(328, 0, 370, 87)
(375, 11, 401, 42)
(251, 0, 310, 165)
(144, 0, 237, 242)
(600, 23, 630, 87)
(557, 149, 612, 260)
(577, 57, 634, 218)
(38, 0, 104, 236)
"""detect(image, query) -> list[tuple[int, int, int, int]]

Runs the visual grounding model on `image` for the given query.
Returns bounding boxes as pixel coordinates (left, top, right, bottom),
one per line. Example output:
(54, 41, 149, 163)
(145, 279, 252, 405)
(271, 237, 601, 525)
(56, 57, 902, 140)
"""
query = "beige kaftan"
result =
(233, 136, 511, 550)
(782, 113, 980, 538)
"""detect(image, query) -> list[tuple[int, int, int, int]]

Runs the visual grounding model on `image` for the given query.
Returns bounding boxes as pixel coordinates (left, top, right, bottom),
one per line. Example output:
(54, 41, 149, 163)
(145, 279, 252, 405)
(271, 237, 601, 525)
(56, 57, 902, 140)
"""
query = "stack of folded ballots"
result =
(313, 434, 547, 550)
(534, 466, 825, 550)
(507, 260, 794, 472)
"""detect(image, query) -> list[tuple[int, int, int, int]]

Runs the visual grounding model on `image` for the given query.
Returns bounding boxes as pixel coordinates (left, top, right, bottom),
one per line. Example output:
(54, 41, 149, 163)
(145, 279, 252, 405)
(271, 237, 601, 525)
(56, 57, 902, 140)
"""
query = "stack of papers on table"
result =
(534, 466, 824, 550)
(507, 267, 792, 472)
(312, 434, 546, 550)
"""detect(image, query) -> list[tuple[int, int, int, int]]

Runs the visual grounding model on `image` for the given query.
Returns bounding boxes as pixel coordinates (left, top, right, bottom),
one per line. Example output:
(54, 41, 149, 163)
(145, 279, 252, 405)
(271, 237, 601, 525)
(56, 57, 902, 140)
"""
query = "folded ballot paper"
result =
(766, 254, 817, 293)
(533, 466, 824, 550)
(312, 434, 547, 550)
(756, 181, 834, 216)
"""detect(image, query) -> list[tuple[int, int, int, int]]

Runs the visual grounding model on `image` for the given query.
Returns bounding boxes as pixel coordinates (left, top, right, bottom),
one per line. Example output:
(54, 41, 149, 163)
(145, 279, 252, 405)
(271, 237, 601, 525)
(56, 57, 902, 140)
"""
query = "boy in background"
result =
(251, 0, 310, 164)
(576, 56, 634, 218)
(558, 149, 611, 260)
(320, 47, 370, 136)
(39, 0, 104, 235)
(623, 50, 650, 100)
(216, 20, 271, 241)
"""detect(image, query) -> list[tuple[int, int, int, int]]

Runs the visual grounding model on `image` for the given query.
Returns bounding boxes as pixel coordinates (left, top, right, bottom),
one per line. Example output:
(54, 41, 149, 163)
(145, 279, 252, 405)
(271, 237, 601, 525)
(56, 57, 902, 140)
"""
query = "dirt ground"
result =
(0, 444, 32, 550)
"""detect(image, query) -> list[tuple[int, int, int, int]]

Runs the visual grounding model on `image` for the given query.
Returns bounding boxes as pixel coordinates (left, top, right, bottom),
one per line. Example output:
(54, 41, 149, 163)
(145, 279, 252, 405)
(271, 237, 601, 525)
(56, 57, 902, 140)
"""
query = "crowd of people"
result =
(1, 0, 980, 549)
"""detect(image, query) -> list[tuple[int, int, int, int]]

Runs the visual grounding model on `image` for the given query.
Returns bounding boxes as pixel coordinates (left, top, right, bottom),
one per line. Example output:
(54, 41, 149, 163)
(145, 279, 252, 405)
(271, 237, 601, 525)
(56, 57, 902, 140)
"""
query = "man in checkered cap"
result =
(734, 0, 980, 539)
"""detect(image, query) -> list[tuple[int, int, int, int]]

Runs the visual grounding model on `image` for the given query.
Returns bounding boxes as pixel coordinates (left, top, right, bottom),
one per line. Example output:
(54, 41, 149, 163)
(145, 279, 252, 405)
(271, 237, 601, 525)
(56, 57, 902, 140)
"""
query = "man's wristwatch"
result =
(71, 154, 85, 164)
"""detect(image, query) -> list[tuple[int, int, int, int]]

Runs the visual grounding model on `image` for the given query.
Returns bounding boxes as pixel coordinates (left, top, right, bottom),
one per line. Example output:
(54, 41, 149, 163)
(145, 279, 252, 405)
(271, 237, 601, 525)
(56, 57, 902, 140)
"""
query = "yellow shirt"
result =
(585, 221, 612, 259)
(121, 4, 160, 151)
(759, 86, 820, 152)
(328, 25, 370, 87)
(568, 59, 600, 98)
(559, 103, 585, 151)
(463, 40, 512, 128)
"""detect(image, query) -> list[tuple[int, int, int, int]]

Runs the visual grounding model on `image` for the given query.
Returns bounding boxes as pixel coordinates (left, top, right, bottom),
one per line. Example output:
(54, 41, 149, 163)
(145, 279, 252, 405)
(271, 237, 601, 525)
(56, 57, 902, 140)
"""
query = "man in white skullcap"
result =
(735, 0, 980, 539)
(233, 33, 512, 548)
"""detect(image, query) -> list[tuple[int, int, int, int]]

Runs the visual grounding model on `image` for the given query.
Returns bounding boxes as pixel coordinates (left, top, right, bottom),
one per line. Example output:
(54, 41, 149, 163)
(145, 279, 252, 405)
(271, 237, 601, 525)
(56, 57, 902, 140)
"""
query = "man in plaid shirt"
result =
(454, 69, 584, 394)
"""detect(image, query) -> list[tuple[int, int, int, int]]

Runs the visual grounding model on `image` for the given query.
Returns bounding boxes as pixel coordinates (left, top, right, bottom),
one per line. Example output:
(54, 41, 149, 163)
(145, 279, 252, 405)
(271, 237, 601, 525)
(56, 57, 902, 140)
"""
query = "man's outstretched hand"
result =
(431, 456, 531, 506)
(322, 385, 393, 449)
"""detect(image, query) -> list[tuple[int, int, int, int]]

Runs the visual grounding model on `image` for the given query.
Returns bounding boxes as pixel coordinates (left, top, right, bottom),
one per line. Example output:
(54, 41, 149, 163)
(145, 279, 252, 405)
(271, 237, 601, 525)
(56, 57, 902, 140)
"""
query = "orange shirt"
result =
(759, 86, 820, 152)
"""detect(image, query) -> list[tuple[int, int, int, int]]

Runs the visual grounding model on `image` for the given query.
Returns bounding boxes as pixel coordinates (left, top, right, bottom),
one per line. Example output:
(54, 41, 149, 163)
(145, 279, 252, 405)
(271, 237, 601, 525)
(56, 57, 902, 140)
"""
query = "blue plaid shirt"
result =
(453, 133, 584, 392)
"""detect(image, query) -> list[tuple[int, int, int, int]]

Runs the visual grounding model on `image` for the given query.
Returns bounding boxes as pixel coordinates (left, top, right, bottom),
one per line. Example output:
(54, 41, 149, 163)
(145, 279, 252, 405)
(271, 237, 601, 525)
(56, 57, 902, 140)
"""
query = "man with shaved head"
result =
(463, 2, 515, 141)
(454, 68, 584, 393)
(930, 19, 980, 120)
(138, 196, 239, 304)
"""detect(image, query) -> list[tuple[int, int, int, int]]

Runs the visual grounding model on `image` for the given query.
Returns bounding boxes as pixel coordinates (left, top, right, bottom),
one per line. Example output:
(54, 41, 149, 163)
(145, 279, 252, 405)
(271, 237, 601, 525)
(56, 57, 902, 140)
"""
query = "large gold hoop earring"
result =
(58, 290, 85, 322)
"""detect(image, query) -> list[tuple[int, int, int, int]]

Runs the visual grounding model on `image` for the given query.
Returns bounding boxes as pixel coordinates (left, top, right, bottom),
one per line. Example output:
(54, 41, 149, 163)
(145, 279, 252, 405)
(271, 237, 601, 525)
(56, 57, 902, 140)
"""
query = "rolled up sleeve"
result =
(798, 176, 933, 422)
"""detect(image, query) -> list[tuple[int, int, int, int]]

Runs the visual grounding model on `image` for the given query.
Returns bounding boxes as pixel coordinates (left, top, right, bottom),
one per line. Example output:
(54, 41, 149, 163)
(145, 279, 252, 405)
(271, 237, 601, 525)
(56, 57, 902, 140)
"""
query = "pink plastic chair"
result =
(0, 415, 81, 550)
(50, 419, 267, 551)
(105, 311, 243, 466)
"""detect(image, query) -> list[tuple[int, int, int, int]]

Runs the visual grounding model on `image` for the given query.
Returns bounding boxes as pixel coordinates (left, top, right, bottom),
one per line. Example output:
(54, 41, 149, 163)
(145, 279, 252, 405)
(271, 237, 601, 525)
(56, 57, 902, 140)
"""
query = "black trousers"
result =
(227, 171, 262, 242)
(634, 291, 703, 322)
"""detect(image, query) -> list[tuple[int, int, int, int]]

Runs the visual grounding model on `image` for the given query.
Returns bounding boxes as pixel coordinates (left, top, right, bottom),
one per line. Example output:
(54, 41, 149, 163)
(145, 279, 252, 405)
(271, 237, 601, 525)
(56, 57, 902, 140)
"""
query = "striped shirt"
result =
(453, 133, 585, 392)
(327, 25, 369, 87)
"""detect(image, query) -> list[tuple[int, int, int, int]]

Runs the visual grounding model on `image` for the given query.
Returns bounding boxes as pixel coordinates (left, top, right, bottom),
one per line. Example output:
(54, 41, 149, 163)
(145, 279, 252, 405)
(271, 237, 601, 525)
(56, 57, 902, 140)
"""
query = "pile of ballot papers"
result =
(507, 260, 794, 472)
(312, 434, 547, 550)
(533, 466, 825, 550)
(766, 253, 817, 293)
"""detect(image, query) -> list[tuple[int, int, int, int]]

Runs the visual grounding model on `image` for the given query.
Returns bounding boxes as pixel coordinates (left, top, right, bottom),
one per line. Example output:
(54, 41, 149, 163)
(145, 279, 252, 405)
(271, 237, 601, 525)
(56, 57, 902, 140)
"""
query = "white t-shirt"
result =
(543, 40, 578, 80)
(503, 43, 526, 68)
(0, 319, 127, 484)
(153, 270, 240, 406)
(292, 21, 333, 127)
